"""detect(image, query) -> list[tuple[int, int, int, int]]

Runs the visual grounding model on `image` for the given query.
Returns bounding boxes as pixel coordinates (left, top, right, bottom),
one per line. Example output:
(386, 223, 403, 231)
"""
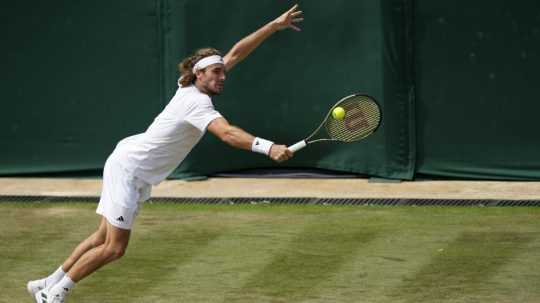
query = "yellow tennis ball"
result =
(332, 106, 346, 120)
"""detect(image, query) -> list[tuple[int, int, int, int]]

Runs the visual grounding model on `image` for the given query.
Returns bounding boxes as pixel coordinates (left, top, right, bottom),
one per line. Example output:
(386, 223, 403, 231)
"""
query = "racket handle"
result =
(288, 140, 307, 153)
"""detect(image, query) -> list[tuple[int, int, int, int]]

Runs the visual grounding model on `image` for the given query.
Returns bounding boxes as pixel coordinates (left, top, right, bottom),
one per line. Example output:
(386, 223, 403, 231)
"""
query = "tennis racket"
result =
(288, 94, 382, 152)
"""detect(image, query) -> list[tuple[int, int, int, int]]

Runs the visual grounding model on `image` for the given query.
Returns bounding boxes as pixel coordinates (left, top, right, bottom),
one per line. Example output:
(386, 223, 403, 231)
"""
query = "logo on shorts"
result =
(116, 216, 125, 222)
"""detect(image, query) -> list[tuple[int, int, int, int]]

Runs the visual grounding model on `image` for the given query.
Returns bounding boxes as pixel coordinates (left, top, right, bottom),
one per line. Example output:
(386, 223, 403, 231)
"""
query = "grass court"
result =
(2, 202, 539, 303)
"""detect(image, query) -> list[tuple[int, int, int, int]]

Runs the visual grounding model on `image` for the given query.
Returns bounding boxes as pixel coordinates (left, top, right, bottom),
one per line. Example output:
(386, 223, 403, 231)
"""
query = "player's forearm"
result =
(225, 21, 278, 70)
(221, 125, 257, 151)
(224, 5, 303, 70)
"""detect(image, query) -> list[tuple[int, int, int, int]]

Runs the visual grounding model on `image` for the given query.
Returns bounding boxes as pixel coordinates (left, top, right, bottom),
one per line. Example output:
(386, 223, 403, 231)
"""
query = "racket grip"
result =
(288, 140, 307, 153)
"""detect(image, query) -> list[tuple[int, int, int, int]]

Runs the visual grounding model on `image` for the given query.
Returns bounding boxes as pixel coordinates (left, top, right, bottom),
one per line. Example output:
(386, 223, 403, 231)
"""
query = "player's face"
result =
(196, 64, 226, 96)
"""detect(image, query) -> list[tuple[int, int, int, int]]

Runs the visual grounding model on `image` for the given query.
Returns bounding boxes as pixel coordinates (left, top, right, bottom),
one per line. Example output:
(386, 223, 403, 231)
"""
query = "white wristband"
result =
(251, 137, 274, 156)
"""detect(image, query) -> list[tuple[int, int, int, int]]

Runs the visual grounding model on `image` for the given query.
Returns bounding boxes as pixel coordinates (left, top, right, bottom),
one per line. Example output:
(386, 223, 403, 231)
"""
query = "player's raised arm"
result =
(223, 4, 304, 71)
(207, 117, 293, 162)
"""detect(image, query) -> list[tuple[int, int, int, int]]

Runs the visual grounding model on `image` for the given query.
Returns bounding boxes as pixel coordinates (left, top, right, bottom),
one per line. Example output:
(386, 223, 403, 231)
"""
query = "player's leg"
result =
(67, 219, 131, 282)
(61, 153, 134, 281)
(38, 181, 140, 301)
(62, 217, 108, 271)
(26, 216, 108, 296)
(37, 219, 131, 303)
(31, 153, 149, 302)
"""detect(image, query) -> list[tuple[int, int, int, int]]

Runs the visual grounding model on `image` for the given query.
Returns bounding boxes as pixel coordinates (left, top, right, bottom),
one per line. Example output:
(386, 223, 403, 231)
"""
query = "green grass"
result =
(1, 202, 540, 303)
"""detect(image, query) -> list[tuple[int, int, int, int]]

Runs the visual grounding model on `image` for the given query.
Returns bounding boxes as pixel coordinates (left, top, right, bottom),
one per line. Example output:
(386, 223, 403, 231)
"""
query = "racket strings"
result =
(324, 96, 381, 142)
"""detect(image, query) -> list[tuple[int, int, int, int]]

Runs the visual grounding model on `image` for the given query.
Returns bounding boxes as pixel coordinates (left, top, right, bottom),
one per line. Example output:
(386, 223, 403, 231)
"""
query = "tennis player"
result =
(27, 5, 303, 302)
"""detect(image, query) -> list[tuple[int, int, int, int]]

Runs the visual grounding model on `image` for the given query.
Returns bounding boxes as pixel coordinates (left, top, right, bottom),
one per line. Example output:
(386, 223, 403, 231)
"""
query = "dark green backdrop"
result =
(1, 0, 538, 180)
(415, 0, 540, 179)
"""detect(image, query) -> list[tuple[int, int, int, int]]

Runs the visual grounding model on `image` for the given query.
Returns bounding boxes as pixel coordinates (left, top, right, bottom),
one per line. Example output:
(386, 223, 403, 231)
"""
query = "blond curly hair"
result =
(178, 48, 222, 87)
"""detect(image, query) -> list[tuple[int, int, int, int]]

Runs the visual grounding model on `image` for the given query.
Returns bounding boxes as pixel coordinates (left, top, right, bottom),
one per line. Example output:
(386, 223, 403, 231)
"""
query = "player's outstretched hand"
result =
(269, 144, 294, 163)
(272, 4, 304, 32)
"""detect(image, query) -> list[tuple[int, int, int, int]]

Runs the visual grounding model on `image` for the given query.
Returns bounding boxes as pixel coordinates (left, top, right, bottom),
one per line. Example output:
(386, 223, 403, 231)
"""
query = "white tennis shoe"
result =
(27, 279, 47, 298)
(34, 288, 66, 303)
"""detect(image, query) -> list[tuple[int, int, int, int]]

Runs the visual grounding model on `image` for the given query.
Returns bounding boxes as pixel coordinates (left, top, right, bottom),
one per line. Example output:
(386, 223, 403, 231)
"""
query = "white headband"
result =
(192, 55, 224, 73)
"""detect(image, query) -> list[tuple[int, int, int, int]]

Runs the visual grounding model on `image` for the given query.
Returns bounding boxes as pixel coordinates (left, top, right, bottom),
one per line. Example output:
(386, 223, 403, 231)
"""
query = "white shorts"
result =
(96, 154, 151, 230)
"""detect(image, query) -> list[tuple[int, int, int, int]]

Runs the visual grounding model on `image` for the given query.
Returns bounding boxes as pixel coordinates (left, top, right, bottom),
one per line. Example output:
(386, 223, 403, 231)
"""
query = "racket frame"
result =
(288, 93, 381, 152)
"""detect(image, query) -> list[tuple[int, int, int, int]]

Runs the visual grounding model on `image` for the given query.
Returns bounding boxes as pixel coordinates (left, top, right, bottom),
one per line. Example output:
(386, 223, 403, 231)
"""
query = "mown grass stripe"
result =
(393, 231, 535, 303)
(222, 222, 380, 303)
(142, 213, 312, 303)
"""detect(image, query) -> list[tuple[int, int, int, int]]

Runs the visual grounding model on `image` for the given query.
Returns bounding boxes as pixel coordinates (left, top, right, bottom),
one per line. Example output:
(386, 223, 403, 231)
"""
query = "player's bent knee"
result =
(104, 244, 127, 261)
(112, 249, 126, 260)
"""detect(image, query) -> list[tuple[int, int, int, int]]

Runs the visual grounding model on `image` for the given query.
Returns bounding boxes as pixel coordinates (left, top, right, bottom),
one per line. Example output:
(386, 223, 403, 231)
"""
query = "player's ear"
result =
(195, 68, 206, 79)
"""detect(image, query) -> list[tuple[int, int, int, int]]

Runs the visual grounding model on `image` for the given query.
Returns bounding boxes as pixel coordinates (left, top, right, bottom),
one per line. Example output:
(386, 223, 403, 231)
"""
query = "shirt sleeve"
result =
(185, 96, 223, 132)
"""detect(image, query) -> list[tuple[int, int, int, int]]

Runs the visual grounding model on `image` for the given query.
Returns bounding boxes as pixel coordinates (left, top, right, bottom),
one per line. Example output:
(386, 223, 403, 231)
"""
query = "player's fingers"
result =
(287, 4, 299, 13)
(289, 24, 302, 31)
(292, 18, 304, 23)
(279, 153, 289, 162)
(291, 10, 303, 17)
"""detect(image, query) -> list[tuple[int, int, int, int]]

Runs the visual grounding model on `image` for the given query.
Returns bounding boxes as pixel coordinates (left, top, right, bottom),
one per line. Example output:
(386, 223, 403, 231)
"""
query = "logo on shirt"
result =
(116, 216, 125, 222)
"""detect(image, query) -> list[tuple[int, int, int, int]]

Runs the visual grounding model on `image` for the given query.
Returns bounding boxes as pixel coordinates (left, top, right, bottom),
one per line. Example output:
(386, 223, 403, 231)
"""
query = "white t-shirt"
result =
(112, 85, 222, 185)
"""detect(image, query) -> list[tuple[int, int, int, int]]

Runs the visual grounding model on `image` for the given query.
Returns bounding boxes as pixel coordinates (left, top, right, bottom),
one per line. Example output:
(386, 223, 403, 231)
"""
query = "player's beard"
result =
(207, 81, 224, 96)
(196, 77, 224, 96)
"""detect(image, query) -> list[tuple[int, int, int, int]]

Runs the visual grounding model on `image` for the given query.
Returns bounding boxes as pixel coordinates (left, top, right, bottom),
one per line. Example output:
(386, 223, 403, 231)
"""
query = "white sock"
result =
(50, 275, 75, 295)
(45, 266, 66, 287)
